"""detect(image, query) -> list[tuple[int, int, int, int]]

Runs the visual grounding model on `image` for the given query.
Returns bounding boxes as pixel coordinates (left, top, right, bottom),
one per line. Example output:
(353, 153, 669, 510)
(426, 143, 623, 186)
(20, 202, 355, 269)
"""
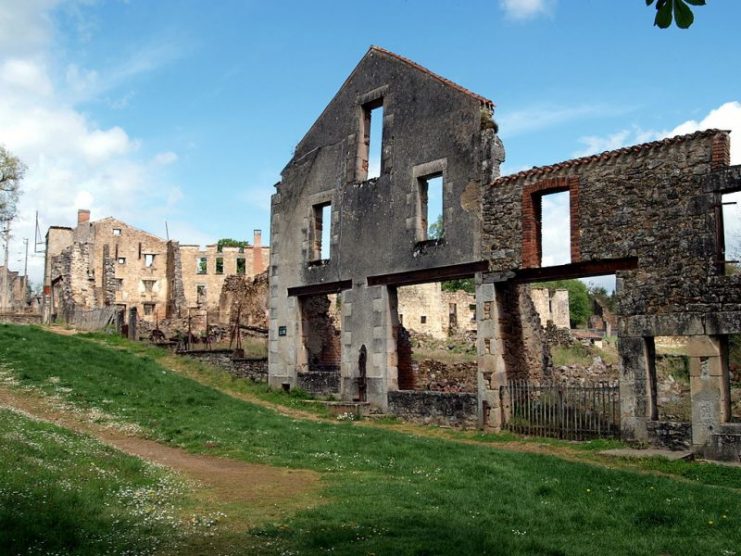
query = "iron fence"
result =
(500, 380, 620, 440)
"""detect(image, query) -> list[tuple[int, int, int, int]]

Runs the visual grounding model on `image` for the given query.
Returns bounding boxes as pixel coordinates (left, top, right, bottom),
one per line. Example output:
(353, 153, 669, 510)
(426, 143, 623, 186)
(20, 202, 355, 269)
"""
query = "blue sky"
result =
(1, 0, 740, 284)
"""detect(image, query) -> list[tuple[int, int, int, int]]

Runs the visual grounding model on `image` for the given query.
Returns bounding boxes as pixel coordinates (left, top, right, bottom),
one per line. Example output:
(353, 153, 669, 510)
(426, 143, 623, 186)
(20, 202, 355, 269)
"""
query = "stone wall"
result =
(529, 288, 570, 329)
(297, 370, 340, 395)
(388, 390, 478, 427)
(217, 271, 269, 328)
(180, 350, 268, 382)
(646, 420, 692, 451)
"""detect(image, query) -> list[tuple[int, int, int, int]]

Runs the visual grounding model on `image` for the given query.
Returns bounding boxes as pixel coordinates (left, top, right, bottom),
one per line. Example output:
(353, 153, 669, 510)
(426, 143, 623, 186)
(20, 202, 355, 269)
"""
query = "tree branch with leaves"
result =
(647, 0, 706, 29)
(0, 146, 25, 224)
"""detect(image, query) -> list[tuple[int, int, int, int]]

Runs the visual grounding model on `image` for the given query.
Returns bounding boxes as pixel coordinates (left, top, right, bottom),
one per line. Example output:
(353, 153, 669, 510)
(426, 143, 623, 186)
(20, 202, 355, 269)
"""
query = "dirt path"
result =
(0, 386, 321, 524)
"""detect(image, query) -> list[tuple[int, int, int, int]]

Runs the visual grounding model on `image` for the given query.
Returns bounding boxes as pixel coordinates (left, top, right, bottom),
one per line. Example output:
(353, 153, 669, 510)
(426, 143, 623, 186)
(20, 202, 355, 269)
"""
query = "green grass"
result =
(0, 406, 190, 555)
(1, 324, 740, 555)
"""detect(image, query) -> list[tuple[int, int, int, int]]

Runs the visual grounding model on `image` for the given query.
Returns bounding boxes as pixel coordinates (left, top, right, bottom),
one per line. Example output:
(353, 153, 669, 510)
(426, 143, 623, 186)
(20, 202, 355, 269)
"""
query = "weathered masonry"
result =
(269, 45, 502, 407)
(270, 46, 740, 458)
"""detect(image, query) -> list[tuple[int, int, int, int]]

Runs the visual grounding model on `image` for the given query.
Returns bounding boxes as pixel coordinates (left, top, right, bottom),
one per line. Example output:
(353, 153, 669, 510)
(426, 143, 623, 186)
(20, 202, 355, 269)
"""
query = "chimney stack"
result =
(252, 229, 265, 274)
(77, 209, 91, 225)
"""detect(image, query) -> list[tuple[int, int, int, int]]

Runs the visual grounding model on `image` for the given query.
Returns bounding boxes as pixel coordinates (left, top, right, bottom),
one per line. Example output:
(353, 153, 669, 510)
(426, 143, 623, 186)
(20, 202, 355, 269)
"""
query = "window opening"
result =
(143, 280, 156, 293)
(112, 228, 121, 236)
(539, 190, 571, 267)
(117, 257, 126, 265)
(144, 254, 155, 267)
(311, 202, 332, 262)
(143, 303, 155, 316)
(115, 278, 124, 291)
(197, 257, 207, 274)
(721, 191, 741, 276)
(236, 257, 246, 275)
(215, 257, 224, 274)
(417, 174, 444, 242)
(196, 284, 206, 305)
(358, 99, 383, 181)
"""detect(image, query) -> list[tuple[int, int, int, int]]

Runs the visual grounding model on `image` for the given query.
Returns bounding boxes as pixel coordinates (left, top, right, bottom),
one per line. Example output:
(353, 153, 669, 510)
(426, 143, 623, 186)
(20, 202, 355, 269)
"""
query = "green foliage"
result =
(537, 279, 591, 327)
(0, 145, 25, 223)
(1, 325, 740, 554)
(441, 278, 475, 294)
(216, 238, 250, 251)
(428, 214, 444, 240)
(589, 284, 616, 312)
(647, 0, 705, 29)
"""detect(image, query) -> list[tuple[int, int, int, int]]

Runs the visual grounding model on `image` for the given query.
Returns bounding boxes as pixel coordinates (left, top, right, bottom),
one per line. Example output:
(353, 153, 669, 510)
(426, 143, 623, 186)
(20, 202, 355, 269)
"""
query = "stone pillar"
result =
(477, 281, 507, 429)
(340, 283, 395, 409)
(687, 336, 728, 450)
(618, 335, 653, 442)
(127, 306, 138, 341)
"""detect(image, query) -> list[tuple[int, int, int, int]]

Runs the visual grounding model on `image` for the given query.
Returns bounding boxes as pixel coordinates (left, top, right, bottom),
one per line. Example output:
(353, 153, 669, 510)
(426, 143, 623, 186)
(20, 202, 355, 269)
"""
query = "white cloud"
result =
(667, 101, 741, 164)
(499, 0, 555, 20)
(0, 1, 185, 285)
(574, 101, 741, 163)
(499, 103, 633, 137)
(153, 151, 178, 166)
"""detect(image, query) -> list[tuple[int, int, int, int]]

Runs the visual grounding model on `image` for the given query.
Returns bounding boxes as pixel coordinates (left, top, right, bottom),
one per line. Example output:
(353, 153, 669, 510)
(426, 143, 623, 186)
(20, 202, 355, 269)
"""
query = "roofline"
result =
(370, 46, 494, 108)
(286, 46, 494, 174)
(493, 129, 730, 185)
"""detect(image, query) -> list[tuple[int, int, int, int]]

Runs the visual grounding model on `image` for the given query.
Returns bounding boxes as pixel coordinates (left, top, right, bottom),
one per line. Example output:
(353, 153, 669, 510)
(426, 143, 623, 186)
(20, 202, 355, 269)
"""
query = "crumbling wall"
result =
(166, 240, 187, 318)
(301, 294, 341, 370)
(218, 271, 269, 328)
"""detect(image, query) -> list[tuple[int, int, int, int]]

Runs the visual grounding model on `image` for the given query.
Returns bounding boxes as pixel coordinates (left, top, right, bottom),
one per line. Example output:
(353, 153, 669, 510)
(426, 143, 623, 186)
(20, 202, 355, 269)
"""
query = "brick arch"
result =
(521, 176, 580, 268)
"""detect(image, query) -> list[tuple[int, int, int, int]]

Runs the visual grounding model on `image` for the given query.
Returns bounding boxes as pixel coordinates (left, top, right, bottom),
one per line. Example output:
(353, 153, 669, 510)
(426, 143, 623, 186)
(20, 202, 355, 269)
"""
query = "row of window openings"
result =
(197, 257, 247, 275)
(308, 174, 445, 263)
(116, 254, 156, 267)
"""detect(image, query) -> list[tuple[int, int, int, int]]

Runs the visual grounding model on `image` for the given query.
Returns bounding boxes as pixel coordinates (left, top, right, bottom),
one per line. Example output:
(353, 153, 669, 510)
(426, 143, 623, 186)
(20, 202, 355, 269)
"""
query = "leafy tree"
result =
(588, 284, 616, 312)
(216, 238, 250, 251)
(428, 214, 443, 241)
(441, 278, 475, 294)
(537, 279, 591, 328)
(0, 146, 24, 224)
(647, 0, 705, 29)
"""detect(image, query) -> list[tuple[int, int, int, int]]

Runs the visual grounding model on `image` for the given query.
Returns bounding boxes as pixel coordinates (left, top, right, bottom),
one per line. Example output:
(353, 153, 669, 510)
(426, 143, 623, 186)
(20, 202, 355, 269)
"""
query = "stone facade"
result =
(0, 266, 31, 312)
(269, 47, 740, 455)
(529, 287, 569, 329)
(269, 46, 503, 422)
(44, 211, 269, 327)
(479, 129, 740, 458)
(179, 230, 268, 319)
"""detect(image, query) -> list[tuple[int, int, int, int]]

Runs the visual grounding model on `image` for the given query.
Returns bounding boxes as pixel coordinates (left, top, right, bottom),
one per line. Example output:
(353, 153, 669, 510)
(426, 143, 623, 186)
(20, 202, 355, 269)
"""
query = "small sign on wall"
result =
(278, 326, 287, 337)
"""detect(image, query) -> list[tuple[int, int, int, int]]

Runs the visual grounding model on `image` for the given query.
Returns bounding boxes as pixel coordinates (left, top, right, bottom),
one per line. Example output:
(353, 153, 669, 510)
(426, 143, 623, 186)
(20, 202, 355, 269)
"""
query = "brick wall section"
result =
(521, 176, 580, 268)
(711, 133, 730, 169)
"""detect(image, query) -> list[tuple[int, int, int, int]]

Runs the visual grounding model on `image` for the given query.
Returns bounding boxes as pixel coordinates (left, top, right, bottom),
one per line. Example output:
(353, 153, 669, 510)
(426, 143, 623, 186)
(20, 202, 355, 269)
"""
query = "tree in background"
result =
(537, 279, 591, 328)
(216, 238, 250, 251)
(647, 0, 705, 29)
(0, 146, 24, 224)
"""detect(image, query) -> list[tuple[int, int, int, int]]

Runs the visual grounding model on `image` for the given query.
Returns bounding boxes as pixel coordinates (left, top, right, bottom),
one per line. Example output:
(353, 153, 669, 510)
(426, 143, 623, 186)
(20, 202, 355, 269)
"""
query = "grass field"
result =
(0, 405, 190, 555)
(0, 324, 739, 555)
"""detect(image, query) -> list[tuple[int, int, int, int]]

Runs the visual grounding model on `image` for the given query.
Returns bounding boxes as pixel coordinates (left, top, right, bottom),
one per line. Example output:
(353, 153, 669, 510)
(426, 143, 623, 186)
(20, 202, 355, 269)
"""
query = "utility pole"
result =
(1, 222, 9, 311)
(23, 237, 28, 277)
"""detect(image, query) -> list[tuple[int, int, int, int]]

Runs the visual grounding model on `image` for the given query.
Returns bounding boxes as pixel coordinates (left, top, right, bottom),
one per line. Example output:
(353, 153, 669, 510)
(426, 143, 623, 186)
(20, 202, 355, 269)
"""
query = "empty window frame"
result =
(416, 173, 444, 242)
(143, 303, 155, 316)
(311, 202, 332, 261)
(236, 257, 246, 275)
(112, 228, 121, 236)
(115, 278, 124, 291)
(142, 279, 156, 293)
(196, 284, 206, 304)
(215, 257, 224, 274)
(144, 254, 155, 267)
(358, 99, 384, 181)
(420, 315, 427, 324)
(117, 257, 126, 265)
(522, 178, 580, 268)
(197, 257, 207, 274)
(720, 191, 741, 275)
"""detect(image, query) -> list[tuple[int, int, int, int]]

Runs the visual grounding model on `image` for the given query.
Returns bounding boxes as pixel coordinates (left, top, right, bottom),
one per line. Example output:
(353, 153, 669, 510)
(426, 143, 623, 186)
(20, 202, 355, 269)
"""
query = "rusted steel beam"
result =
(287, 279, 352, 297)
(511, 257, 638, 283)
(367, 261, 488, 287)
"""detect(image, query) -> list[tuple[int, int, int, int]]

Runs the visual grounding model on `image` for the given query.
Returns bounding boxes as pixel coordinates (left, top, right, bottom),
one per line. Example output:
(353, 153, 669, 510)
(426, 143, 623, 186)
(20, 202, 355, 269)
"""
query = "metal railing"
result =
(500, 380, 620, 440)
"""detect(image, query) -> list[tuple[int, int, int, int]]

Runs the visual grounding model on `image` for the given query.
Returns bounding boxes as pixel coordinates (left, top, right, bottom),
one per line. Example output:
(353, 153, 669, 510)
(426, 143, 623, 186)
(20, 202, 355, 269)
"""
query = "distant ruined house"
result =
(43, 209, 268, 326)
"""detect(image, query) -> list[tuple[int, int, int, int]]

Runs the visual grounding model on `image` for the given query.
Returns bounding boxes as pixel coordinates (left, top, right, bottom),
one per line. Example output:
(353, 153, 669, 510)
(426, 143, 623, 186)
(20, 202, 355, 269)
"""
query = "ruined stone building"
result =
(0, 266, 31, 312)
(44, 210, 268, 326)
(270, 46, 740, 458)
(397, 283, 476, 340)
(529, 287, 570, 330)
